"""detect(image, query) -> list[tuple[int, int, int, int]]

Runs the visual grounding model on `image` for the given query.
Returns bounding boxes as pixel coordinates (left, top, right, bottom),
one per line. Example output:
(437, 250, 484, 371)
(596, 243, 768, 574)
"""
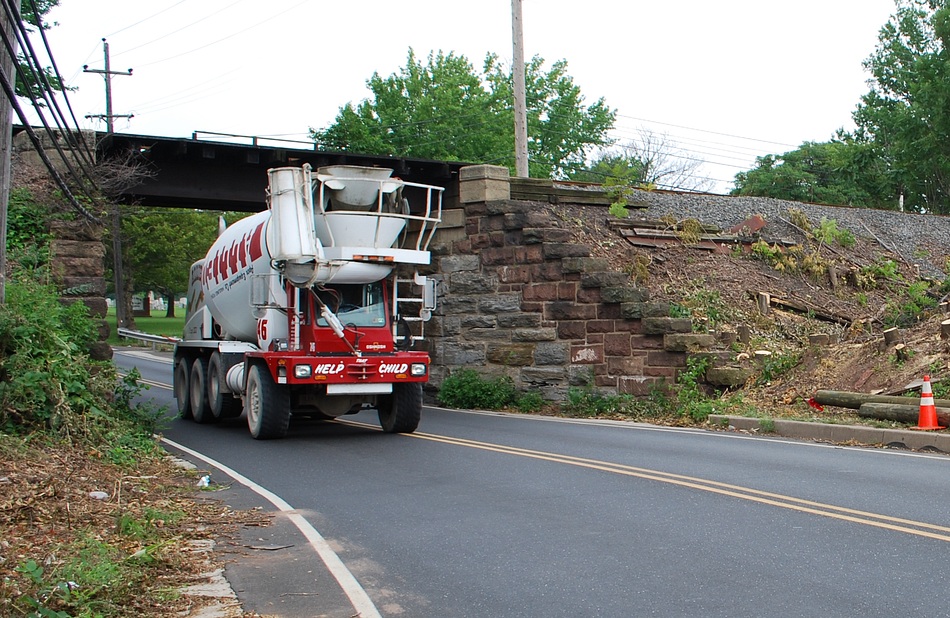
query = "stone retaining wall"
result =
(424, 165, 721, 400)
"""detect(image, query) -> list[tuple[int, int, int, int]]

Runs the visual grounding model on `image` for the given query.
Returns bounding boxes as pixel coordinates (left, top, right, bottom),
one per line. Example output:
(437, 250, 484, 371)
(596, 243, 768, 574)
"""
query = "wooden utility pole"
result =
(511, 0, 529, 178)
(82, 39, 132, 134)
(0, 0, 19, 305)
(84, 39, 133, 327)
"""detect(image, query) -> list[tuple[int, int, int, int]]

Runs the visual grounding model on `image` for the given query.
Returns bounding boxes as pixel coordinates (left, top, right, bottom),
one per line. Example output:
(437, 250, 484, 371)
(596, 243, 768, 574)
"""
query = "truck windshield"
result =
(314, 282, 387, 328)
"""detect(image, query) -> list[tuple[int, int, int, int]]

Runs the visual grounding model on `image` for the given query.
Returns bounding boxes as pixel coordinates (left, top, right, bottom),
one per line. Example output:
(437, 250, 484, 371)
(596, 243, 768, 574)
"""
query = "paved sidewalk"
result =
(709, 414, 950, 453)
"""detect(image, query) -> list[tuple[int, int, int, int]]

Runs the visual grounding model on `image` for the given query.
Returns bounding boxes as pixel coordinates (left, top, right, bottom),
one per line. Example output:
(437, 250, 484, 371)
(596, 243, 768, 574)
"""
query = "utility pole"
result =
(511, 0, 529, 178)
(84, 38, 133, 327)
(0, 0, 19, 305)
(82, 38, 132, 134)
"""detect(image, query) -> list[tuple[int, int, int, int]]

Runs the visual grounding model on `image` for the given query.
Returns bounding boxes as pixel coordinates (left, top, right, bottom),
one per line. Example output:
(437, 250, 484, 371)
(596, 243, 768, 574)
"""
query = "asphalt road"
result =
(116, 348, 950, 618)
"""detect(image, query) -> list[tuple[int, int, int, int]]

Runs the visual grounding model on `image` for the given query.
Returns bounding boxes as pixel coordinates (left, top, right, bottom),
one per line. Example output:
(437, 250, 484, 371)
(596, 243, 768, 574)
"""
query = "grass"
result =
(106, 307, 185, 346)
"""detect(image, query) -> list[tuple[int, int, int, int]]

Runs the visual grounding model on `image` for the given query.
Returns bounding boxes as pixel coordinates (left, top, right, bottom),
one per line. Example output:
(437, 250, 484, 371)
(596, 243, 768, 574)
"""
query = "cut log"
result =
(883, 327, 901, 345)
(757, 292, 771, 316)
(814, 389, 950, 410)
(941, 319, 950, 340)
(858, 402, 950, 427)
(737, 325, 751, 344)
(894, 343, 910, 362)
(809, 333, 831, 346)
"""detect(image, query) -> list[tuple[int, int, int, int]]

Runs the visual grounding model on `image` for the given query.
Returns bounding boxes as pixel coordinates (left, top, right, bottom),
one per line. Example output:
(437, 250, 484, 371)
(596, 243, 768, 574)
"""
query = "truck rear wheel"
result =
(378, 383, 422, 433)
(208, 352, 242, 419)
(174, 357, 192, 419)
(246, 364, 291, 439)
(189, 357, 216, 424)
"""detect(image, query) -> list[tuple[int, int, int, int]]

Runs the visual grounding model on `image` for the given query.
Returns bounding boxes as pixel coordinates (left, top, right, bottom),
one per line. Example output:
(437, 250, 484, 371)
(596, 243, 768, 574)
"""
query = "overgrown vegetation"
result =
(438, 369, 544, 413)
(0, 186, 221, 617)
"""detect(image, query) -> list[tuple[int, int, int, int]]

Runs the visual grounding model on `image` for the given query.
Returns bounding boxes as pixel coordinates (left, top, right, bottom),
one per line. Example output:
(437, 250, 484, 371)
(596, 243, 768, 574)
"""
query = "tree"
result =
(116, 209, 226, 318)
(732, 136, 897, 207)
(851, 0, 950, 212)
(573, 129, 713, 192)
(16, 0, 70, 105)
(310, 49, 615, 179)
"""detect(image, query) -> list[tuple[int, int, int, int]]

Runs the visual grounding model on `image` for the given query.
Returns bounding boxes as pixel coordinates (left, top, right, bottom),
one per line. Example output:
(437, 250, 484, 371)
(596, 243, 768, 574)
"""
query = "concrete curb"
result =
(708, 415, 950, 453)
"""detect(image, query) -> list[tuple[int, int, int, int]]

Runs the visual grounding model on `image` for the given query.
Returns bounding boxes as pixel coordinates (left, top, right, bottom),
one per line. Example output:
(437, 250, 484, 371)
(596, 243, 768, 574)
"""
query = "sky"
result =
(29, 0, 899, 194)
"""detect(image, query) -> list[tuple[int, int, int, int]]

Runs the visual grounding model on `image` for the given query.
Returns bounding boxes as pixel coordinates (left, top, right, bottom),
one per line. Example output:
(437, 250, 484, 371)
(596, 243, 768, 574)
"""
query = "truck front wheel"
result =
(174, 357, 192, 419)
(246, 364, 291, 439)
(378, 383, 422, 433)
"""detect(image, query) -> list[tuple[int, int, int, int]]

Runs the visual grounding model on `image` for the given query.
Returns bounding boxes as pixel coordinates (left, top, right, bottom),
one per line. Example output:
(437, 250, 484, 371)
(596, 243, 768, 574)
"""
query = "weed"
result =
(757, 351, 802, 384)
(759, 417, 776, 433)
(438, 369, 517, 410)
(608, 201, 629, 218)
(515, 390, 545, 413)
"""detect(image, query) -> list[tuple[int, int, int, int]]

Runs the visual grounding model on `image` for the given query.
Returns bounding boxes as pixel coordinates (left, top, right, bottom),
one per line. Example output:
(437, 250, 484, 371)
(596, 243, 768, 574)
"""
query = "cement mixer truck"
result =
(172, 164, 443, 439)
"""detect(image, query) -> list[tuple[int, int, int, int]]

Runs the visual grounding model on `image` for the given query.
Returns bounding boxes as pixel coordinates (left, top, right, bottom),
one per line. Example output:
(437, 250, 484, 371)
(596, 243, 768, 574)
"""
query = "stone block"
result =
(439, 254, 481, 273)
(643, 317, 693, 335)
(59, 277, 106, 297)
(460, 315, 497, 329)
(437, 341, 486, 365)
(571, 343, 604, 364)
(562, 256, 609, 274)
(459, 165, 510, 203)
(621, 301, 669, 320)
(478, 294, 522, 313)
(705, 366, 754, 387)
(543, 243, 590, 260)
(601, 286, 650, 304)
(513, 328, 558, 342)
(545, 301, 598, 321)
(604, 333, 632, 356)
(449, 271, 498, 294)
(557, 320, 586, 340)
(523, 282, 559, 301)
(464, 327, 511, 341)
(498, 265, 533, 283)
(608, 355, 645, 375)
(521, 366, 567, 385)
(439, 208, 466, 229)
(646, 350, 688, 367)
(580, 271, 629, 289)
(51, 239, 106, 258)
(663, 333, 716, 353)
(535, 342, 570, 365)
(486, 343, 535, 366)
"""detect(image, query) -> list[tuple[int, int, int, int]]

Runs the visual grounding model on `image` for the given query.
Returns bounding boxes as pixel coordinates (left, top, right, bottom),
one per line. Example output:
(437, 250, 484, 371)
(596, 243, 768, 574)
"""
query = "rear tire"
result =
(189, 357, 216, 424)
(246, 364, 291, 439)
(174, 357, 192, 419)
(208, 352, 242, 419)
(378, 383, 422, 433)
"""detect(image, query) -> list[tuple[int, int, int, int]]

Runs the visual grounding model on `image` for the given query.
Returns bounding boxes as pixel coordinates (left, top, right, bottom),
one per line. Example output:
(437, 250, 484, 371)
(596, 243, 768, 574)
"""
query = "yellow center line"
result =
(342, 420, 950, 543)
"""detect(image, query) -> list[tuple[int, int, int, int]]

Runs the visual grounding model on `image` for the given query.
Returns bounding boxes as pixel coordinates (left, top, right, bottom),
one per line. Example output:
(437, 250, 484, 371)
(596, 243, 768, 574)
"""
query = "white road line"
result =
(160, 437, 381, 618)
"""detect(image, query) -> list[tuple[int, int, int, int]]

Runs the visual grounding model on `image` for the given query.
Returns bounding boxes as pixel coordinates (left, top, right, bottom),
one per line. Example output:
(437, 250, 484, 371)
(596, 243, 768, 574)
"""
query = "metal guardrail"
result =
(117, 328, 181, 350)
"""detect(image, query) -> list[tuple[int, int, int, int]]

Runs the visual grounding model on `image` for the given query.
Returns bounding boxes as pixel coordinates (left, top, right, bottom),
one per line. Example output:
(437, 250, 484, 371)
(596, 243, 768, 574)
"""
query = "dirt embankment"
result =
(558, 191, 950, 414)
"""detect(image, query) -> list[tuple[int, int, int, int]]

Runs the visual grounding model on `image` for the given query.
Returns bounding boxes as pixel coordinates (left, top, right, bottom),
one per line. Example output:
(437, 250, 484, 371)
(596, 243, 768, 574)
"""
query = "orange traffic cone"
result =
(912, 375, 945, 431)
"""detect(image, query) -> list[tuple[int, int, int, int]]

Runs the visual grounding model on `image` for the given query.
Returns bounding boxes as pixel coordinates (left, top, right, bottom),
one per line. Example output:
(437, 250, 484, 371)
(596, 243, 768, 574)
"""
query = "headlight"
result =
(410, 363, 427, 377)
(294, 364, 312, 379)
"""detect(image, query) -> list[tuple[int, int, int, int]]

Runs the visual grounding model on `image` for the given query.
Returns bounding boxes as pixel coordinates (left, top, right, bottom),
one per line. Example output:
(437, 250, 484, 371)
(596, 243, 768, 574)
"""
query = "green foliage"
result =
(563, 381, 636, 417)
(851, 0, 950, 213)
(116, 209, 229, 315)
(607, 200, 629, 218)
(515, 390, 545, 413)
(885, 280, 938, 327)
(10, 532, 161, 617)
(674, 356, 716, 422)
(310, 48, 616, 179)
(731, 138, 896, 208)
(858, 258, 901, 289)
(814, 217, 856, 248)
(437, 369, 517, 410)
(757, 351, 802, 385)
(0, 276, 163, 452)
(759, 418, 777, 433)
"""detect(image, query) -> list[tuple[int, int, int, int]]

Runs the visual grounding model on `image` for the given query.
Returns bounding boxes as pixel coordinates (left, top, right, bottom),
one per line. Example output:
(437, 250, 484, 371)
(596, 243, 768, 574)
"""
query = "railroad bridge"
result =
(19, 129, 707, 400)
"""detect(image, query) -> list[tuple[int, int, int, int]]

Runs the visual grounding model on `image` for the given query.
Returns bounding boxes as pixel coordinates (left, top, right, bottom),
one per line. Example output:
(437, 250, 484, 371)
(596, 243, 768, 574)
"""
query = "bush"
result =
(438, 369, 517, 410)
(0, 275, 163, 455)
